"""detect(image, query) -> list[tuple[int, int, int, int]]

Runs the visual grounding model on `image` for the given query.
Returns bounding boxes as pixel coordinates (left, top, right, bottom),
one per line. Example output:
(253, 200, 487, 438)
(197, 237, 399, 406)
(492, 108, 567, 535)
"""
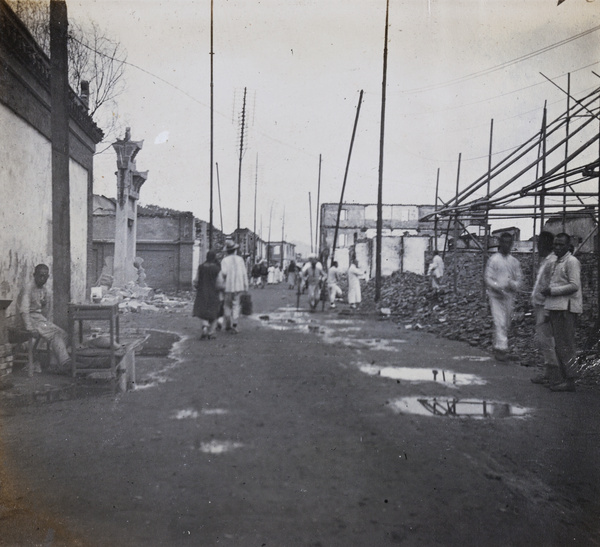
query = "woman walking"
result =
(193, 250, 224, 339)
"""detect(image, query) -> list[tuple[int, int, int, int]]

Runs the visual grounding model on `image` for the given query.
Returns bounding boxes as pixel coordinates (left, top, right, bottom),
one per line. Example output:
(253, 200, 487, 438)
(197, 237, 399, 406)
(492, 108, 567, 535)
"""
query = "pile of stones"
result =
(361, 271, 600, 385)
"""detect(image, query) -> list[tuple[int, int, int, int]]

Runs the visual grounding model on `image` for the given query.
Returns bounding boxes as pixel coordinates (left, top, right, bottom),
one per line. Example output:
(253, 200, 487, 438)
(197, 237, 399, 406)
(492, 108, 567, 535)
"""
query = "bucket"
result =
(241, 293, 253, 315)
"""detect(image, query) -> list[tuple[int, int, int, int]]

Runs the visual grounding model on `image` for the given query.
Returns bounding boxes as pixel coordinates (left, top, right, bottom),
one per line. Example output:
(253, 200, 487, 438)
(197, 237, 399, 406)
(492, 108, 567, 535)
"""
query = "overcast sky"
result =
(66, 0, 600, 248)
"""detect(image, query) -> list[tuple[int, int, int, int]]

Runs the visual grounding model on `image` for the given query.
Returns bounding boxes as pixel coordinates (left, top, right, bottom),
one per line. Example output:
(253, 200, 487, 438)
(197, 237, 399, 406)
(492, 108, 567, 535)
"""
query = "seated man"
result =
(20, 264, 71, 374)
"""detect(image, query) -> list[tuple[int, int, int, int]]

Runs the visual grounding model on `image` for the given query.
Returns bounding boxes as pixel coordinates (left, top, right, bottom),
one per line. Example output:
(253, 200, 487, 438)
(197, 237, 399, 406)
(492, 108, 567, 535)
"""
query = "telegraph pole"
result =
(309, 192, 314, 254)
(209, 0, 214, 248)
(237, 87, 247, 239)
(50, 0, 70, 329)
(375, 0, 390, 302)
(315, 154, 322, 253)
(253, 154, 258, 263)
(281, 206, 285, 268)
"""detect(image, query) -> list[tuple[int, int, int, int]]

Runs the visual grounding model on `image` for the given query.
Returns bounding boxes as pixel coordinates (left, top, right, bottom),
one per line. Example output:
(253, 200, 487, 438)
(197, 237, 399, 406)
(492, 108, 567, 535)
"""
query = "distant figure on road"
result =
(259, 260, 268, 288)
(327, 261, 342, 308)
(427, 251, 444, 292)
(19, 264, 71, 374)
(193, 250, 224, 340)
(484, 232, 522, 361)
(220, 240, 249, 334)
(347, 259, 365, 310)
(302, 253, 325, 311)
(251, 262, 262, 288)
(286, 260, 299, 290)
(267, 264, 276, 284)
(541, 233, 582, 392)
(274, 264, 283, 284)
(530, 231, 559, 385)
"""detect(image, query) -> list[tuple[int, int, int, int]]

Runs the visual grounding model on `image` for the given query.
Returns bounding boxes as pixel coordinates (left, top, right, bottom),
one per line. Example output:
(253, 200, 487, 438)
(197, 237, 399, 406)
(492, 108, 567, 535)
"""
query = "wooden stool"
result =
(8, 328, 45, 377)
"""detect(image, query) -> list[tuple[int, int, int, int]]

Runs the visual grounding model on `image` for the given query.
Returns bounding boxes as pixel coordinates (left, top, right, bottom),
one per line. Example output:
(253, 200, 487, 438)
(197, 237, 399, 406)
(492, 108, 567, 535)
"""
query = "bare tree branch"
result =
(7, 0, 127, 141)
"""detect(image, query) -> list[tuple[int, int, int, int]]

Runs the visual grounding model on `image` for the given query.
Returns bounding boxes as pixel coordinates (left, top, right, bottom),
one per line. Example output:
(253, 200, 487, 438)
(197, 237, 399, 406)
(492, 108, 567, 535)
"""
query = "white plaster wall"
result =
(381, 236, 401, 276)
(0, 105, 52, 320)
(0, 105, 90, 316)
(403, 237, 430, 275)
(70, 160, 89, 303)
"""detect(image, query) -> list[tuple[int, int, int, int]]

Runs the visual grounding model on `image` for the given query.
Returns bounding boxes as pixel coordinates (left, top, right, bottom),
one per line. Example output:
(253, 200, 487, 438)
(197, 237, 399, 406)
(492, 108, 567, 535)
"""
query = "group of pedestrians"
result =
(193, 244, 367, 337)
(193, 240, 248, 339)
(300, 253, 366, 311)
(484, 231, 582, 392)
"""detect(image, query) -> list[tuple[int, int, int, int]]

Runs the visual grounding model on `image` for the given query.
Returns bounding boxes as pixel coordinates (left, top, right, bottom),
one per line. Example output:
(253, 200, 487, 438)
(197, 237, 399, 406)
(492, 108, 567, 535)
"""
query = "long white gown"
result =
(347, 264, 363, 305)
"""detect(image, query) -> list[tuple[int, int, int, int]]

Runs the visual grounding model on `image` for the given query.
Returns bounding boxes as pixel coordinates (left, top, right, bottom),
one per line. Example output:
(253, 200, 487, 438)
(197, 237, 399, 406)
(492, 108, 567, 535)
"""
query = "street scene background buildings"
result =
(1, 1, 600, 545)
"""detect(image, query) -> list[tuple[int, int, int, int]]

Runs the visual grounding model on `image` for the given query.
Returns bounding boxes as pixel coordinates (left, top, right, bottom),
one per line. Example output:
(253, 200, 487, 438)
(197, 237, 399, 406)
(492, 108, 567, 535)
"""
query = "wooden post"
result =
(434, 168, 440, 251)
(253, 155, 258, 263)
(563, 73, 570, 232)
(50, 0, 70, 330)
(597, 96, 600, 321)
(331, 90, 364, 262)
(540, 102, 547, 228)
(315, 154, 322, 255)
(483, 119, 493, 298)
(375, 0, 390, 302)
(309, 192, 313, 254)
(209, 0, 214, 248)
(216, 162, 224, 234)
(237, 87, 247, 238)
(453, 153, 461, 294)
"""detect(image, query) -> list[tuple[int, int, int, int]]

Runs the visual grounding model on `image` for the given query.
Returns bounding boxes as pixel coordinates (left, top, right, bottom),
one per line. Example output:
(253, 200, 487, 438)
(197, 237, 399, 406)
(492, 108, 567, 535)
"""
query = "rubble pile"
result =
(362, 271, 600, 386)
(96, 283, 190, 314)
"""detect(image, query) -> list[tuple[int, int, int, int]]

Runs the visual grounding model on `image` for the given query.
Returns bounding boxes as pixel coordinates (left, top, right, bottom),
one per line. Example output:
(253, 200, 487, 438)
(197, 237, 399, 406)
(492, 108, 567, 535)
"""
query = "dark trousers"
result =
(548, 310, 578, 380)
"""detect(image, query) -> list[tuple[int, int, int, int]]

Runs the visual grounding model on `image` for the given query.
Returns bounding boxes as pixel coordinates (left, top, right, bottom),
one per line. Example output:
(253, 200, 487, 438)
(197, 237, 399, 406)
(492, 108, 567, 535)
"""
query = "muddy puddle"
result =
(389, 397, 530, 418)
(255, 309, 405, 351)
(452, 355, 492, 362)
(359, 363, 485, 386)
(133, 329, 186, 390)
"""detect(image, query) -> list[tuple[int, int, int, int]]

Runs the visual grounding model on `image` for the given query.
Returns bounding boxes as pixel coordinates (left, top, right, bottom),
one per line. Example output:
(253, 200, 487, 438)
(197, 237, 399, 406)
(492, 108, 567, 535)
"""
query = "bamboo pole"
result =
(453, 153, 461, 294)
(438, 87, 600, 211)
(434, 168, 440, 251)
(253, 155, 258, 263)
(563, 73, 570, 231)
(483, 119, 493, 299)
(331, 90, 364, 262)
(216, 162, 224, 235)
(209, 0, 214, 248)
(309, 192, 313, 254)
(375, 0, 390, 302)
(315, 154, 322, 256)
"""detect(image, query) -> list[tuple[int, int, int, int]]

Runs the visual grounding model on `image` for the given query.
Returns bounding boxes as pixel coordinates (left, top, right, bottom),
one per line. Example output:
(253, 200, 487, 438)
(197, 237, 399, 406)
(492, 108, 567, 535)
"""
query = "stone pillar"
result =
(112, 129, 147, 288)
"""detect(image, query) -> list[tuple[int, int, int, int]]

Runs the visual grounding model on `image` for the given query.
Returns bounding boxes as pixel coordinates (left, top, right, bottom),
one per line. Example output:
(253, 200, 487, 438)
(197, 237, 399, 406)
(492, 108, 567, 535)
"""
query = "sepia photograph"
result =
(0, 0, 599, 544)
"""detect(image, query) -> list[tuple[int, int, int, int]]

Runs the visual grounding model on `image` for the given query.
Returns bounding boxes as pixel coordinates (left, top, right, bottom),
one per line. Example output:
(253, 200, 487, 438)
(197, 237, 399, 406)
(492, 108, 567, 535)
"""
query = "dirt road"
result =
(1, 284, 599, 546)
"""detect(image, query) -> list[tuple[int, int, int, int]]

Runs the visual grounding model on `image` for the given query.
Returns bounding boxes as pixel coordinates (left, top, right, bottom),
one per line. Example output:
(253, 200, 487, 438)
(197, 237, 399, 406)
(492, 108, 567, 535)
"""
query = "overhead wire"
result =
(401, 24, 600, 94)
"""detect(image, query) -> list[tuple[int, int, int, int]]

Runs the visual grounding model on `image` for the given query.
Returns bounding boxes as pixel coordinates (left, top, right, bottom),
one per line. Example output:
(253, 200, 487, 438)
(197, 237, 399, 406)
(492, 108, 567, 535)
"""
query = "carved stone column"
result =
(112, 129, 147, 288)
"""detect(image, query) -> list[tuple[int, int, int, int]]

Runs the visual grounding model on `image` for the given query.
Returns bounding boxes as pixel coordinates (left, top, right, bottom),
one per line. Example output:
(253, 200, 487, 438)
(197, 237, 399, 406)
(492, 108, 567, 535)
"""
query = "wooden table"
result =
(68, 303, 120, 378)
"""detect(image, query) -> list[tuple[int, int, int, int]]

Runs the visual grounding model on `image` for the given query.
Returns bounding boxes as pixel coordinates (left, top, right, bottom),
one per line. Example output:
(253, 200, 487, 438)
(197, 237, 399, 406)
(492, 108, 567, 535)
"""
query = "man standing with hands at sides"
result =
(220, 240, 249, 334)
(541, 233, 582, 392)
(530, 231, 560, 385)
(484, 232, 522, 362)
